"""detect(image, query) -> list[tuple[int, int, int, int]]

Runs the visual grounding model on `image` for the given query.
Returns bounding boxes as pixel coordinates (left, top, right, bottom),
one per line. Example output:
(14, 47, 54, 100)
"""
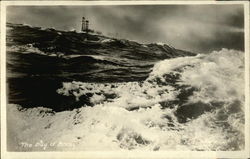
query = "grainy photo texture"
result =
(5, 4, 245, 152)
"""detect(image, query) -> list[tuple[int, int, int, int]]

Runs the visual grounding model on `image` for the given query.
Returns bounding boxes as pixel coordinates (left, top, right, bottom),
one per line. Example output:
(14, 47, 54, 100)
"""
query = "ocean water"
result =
(7, 46, 245, 151)
(7, 44, 155, 111)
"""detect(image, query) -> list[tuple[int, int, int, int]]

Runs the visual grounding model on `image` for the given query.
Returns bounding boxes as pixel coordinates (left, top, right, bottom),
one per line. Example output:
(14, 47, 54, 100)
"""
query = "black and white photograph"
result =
(1, 1, 249, 157)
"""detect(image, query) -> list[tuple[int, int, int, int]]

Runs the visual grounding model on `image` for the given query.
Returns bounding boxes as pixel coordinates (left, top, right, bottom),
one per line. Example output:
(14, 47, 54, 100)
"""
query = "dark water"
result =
(6, 23, 197, 111)
(7, 52, 156, 111)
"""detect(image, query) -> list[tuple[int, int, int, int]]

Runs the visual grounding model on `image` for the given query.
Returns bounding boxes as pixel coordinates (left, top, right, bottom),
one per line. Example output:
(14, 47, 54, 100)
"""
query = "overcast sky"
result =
(7, 5, 244, 53)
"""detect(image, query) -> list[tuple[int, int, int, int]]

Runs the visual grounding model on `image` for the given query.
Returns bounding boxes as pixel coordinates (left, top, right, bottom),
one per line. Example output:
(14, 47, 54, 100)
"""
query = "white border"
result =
(0, 0, 249, 5)
(1, 1, 249, 159)
(244, 1, 250, 158)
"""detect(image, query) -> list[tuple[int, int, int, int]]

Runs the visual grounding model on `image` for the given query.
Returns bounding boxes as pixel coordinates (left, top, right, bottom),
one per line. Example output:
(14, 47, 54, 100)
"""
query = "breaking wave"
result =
(8, 48, 245, 151)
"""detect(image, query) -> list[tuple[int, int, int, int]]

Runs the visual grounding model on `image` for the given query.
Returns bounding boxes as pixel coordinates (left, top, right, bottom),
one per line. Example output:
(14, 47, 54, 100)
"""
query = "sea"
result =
(6, 24, 245, 151)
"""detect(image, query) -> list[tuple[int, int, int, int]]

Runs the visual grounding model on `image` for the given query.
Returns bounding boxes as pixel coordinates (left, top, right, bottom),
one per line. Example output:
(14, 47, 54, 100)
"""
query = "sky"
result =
(7, 5, 244, 53)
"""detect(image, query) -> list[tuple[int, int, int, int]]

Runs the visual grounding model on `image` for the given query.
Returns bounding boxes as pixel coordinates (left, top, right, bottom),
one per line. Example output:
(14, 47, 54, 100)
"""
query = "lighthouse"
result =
(81, 17, 90, 34)
(85, 20, 89, 34)
(81, 17, 86, 32)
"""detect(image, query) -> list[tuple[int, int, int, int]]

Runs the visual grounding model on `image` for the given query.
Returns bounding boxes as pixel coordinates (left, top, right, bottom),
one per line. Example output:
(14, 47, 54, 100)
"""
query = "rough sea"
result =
(6, 23, 245, 151)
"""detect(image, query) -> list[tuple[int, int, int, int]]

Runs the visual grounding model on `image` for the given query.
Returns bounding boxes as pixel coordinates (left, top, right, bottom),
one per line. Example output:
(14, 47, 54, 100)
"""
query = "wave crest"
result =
(8, 48, 245, 151)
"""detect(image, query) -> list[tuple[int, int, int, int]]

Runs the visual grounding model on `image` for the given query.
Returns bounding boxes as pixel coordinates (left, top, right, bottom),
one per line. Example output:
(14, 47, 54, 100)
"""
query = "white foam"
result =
(155, 42, 174, 49)
(156, 42, 165, 46)
(7, 44, 46, 55)
(101, 39, 114, 43)
(8, 48, 245, 151)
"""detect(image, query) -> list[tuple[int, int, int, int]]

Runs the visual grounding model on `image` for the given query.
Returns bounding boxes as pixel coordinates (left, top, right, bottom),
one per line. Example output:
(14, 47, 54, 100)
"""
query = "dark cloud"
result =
(7, 4, 244, 53)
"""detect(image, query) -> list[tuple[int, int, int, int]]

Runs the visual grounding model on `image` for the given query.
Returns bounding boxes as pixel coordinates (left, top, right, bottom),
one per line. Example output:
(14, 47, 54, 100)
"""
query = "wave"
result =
(8, 48, 245, 151)
(7, 44, 120, 64)
(7, 44, 155, 67)
(7, 44, 156, 85)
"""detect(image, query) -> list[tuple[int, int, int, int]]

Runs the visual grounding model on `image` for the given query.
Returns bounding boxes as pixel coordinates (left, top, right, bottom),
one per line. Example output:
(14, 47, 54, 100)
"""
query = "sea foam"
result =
(8, 48, 245, 151)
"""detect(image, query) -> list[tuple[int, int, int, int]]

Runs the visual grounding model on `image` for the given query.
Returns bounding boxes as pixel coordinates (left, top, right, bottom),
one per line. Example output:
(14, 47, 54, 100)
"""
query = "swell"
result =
(7, 51, 155, 110)
(7, 48, 245, 151)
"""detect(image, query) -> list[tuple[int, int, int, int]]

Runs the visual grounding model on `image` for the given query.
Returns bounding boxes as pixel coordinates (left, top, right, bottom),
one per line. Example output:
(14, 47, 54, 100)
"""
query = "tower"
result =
(85, 20, 89, 33)
(81, 17, 85, 32)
